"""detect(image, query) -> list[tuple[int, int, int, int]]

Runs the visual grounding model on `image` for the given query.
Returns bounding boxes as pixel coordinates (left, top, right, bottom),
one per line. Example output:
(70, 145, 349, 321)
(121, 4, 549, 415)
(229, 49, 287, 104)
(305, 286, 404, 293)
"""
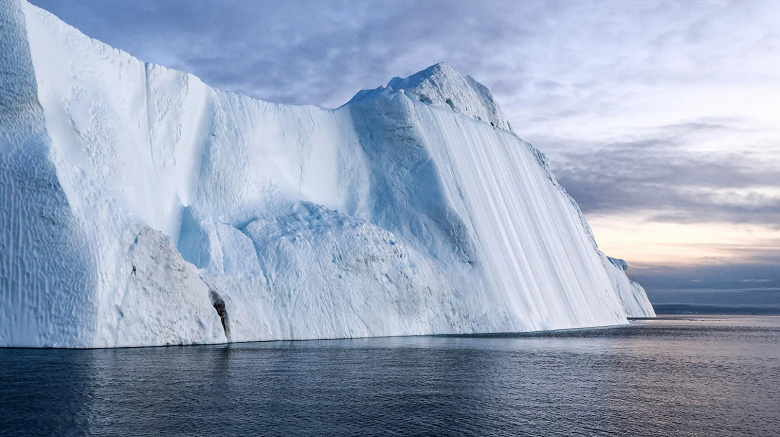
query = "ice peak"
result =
(351, 63, 512, 131)
(386, 62, 460, 90)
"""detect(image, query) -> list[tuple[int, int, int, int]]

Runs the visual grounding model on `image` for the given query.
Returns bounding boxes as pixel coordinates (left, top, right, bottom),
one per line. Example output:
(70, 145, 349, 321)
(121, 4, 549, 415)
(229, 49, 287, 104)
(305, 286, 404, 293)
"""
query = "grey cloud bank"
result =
(549, 128, 780, 225)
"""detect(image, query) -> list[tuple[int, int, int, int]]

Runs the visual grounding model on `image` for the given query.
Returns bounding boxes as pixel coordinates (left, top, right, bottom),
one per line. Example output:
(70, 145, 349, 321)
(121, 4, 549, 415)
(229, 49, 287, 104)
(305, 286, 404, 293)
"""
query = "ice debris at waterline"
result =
(0, 1, 655, 348)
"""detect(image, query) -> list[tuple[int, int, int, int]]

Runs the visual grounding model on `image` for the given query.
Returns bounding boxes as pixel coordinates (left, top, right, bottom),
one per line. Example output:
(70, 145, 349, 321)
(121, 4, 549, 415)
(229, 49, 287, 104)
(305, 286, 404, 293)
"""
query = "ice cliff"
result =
(0, 0, 654, 348)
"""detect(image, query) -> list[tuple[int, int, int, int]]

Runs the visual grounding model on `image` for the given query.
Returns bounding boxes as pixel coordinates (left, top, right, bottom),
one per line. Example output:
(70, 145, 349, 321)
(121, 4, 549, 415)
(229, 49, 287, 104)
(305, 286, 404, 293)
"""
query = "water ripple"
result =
(1, 315, 778, 436)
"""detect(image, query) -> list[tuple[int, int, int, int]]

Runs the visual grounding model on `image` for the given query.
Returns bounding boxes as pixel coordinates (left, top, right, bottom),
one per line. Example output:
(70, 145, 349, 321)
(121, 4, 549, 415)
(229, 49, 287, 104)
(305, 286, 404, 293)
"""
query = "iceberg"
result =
(0, 0, 654, 348)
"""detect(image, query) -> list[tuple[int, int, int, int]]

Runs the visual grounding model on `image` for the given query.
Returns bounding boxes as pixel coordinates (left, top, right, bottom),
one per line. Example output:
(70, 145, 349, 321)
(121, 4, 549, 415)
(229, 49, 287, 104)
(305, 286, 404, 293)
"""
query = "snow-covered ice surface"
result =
(0, 0, 654, 348)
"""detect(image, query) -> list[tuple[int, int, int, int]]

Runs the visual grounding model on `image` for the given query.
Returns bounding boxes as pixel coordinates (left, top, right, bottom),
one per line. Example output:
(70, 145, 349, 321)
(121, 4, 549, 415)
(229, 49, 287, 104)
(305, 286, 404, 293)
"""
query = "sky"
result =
(29, 0, 780, 302)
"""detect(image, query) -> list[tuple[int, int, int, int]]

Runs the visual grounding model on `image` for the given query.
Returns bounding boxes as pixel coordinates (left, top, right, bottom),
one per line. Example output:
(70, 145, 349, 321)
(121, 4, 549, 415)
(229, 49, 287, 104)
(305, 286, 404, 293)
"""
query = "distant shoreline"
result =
(651, 303, 780, 315)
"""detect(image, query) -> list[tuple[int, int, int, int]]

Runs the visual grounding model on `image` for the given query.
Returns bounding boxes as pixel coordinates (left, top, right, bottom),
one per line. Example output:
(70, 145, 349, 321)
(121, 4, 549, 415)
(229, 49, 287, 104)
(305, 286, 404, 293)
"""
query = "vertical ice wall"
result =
(349, 92, 627, 331)
(0, 1, 654, 347)
(0, 0, 95, 347)
(15, 0, 230, 347)
(603, 256, 656, 318)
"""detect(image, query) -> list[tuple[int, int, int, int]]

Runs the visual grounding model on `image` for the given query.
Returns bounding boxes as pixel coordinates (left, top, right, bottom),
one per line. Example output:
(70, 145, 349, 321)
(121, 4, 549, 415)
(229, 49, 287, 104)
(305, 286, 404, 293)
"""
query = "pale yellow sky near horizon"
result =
(588, 215, 780, 270)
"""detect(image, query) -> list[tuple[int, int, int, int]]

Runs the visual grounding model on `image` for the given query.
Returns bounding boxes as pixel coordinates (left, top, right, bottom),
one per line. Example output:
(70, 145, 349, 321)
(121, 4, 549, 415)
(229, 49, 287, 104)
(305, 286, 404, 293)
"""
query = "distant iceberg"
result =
(0, 0, 654, 348)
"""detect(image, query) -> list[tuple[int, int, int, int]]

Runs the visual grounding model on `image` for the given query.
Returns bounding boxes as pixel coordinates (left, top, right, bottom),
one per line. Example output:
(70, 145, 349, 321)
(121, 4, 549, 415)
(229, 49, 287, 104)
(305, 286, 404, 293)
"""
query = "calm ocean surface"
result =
(1, 315, 779, 436)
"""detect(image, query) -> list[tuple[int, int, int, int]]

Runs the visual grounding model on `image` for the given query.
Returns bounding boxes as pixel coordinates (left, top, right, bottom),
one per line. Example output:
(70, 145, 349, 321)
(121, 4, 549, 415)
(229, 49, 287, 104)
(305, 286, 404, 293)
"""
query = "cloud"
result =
(537, 121, 780, 228)
(28, 0, 553, 107)
(623, 235, 780, 291)
(28, 1, 780, 113)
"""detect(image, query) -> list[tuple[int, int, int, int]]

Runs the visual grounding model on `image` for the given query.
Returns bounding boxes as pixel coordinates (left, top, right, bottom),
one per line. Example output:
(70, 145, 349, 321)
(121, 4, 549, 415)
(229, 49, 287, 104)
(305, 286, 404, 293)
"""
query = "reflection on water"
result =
(1, 315, 779, 436)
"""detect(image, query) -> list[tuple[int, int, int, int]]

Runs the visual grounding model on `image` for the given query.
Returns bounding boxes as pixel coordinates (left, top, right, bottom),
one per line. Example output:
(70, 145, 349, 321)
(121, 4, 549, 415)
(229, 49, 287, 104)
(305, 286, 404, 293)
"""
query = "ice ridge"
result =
(350, 62, 511, 131)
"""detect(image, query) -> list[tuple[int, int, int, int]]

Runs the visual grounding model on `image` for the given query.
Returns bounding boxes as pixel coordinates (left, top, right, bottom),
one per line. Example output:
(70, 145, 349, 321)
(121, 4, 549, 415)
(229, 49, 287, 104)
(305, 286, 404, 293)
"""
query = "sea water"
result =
(1, 315, 778, 436)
